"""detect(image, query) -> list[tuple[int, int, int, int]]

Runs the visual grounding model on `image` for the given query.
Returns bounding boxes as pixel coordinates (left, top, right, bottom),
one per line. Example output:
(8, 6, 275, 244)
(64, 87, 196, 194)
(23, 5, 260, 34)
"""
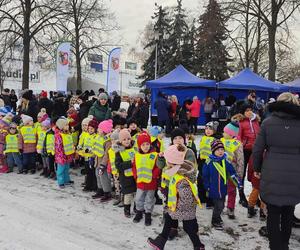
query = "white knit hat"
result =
(21, 114, 33, 125)
(56, 117, 69, 130)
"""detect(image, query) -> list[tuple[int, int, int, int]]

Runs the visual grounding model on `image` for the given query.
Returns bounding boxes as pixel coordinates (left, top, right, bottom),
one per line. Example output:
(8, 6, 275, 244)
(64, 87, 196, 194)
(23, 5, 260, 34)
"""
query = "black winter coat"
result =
(252, 101, 300, 206)
(132, 103, 149, 129)
(111, 95, 121, 112)
(38, 98, 54, 116)
(19, 99, 39, 122)
(115, 144, 137, 195)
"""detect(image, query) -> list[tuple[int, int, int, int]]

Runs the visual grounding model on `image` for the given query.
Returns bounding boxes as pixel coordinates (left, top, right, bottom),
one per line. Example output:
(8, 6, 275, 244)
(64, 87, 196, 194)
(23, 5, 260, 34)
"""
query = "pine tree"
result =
(181, 20, 197, 74)
(163, 0, 189, 73)
(195, 0, 230, 81)
(140, 4, 171, 83)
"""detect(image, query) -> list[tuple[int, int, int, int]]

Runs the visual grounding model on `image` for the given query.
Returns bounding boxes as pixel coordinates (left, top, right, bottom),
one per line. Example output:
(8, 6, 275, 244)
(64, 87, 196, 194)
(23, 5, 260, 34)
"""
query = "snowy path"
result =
(1, 170, 300, 250)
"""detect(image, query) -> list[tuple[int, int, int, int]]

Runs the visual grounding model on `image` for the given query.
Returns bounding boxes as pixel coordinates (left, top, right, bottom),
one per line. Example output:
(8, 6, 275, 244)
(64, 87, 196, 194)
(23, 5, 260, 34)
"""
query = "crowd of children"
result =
(0, 103, 271, 250)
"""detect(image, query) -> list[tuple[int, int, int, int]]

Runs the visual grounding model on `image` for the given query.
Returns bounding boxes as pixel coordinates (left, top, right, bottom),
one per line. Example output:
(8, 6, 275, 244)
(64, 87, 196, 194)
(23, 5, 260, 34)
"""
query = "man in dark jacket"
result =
(110, 91, 121, 112)
(252, 93, 300, 250)
(38, 91, 54, 116)
(154, 92, 171, 133)
(1, 88, 12, 108)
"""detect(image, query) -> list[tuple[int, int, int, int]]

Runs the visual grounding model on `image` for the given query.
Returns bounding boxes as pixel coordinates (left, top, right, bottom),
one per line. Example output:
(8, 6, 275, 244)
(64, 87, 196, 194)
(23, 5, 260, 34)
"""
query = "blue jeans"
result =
(6, 153, 23, 171)
(57, 163, 71, 185)
(22, 152, 36, 171)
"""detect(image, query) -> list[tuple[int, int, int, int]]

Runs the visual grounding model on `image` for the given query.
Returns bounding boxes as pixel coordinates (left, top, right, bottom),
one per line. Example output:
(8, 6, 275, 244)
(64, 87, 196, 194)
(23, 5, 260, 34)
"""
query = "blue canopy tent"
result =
(285, 78, 300, 93)
(216, 68, 290, 101)
(146, 65, 216, 125)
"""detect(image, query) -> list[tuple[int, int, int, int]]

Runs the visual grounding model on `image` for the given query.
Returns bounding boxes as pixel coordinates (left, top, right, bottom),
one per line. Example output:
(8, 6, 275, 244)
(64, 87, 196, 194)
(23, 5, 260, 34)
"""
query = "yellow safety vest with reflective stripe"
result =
(120, 148, 135, 177)
(187, 140, 193, 148)
(61, 133, 75, 155)
(135, 152, 157, 183)
(168, 174, 201, 212)
(71, 130, 79, 147)
(212, 159, 227, 184)
(199, 136, 214, 160)
(20, 126, 36, 144)
(4, 134, 19, 153)
(93, 134, 110, 158)
(221, 138, 240, 163)
(46, 134, 55, 155)
(78, 133, 95, 157)
(132, 133, 139, 152)
(36, 131, 46, 150)
(34, 122, 42, 134)
(108, 148, 117, 175)
(78, 131, 88, 149)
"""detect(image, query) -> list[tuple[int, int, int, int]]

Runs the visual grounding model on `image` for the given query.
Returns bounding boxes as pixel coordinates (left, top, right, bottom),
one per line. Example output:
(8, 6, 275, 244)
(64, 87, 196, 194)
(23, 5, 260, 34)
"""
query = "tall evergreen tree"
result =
(181, 20, 197, 74)
(163, 0, 188, 73)
(195, 0, 230, 81)
(140, 4, 171, 82)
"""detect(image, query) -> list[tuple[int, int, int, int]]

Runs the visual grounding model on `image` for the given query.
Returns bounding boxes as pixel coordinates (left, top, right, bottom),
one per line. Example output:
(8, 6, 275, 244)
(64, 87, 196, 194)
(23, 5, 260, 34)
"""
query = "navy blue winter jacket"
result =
(202, 154, 239, 199)
(154, 97, 170, 122)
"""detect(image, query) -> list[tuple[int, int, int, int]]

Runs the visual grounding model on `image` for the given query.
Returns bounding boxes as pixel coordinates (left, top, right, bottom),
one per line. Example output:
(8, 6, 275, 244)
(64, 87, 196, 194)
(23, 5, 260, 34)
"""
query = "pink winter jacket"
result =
(186, 100, 201, 118)
(54, 129, 74, 165)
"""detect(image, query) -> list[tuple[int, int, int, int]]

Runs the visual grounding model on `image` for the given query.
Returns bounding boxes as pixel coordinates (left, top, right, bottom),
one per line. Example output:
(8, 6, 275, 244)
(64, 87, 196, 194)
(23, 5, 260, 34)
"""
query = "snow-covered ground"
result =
(0, 136, 300, 250)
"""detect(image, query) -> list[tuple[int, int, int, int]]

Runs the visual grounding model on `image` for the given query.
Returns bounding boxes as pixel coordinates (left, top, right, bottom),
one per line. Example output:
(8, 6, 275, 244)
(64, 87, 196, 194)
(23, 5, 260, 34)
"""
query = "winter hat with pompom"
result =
(21, 114, 33, 125)
(223, 122, 239, 138)
(82, 115, 93, 126)
(98, 119, 113, 134)
(211, 139, 225, 154)
(88, 119, 98, 130)
(37, 108, 48, 122)
(56, 117, 69, 130)
(164, 144, 186, 177)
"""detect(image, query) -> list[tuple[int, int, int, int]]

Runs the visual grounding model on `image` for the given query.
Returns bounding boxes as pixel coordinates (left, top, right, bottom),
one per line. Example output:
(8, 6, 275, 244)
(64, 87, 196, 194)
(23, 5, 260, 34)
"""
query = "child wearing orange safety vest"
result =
(4, 122, 22, 173)
(54, 117, 74, 188)
(93, 119, 113, 202)
(148, 144, 204, 250)
(132, 132, 160, 226)
(19, 114, 37, 174)
(115, 129, 136, 218)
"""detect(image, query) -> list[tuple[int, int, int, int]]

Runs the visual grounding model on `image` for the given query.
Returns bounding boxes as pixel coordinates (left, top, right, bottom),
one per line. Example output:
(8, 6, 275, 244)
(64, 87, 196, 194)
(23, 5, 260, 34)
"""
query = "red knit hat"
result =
(40, 90, 47, 98)
(137, 132, 151, 148)
(88, 119, 98, 130)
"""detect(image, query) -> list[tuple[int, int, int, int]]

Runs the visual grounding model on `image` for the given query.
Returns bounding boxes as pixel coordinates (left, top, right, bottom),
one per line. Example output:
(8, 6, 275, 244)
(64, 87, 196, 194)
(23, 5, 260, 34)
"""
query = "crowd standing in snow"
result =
(1, 88, 300, 250)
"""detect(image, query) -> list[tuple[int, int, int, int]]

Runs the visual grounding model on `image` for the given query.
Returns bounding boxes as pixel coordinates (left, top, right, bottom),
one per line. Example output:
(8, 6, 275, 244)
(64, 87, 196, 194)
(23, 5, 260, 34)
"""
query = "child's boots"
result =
(147, 235, 167, 250)
(145, 213, 152, 226)
(133, 210, 143, 223)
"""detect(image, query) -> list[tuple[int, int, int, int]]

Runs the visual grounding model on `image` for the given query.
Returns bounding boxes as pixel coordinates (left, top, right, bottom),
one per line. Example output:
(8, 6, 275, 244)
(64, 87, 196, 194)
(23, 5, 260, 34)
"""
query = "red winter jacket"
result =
(186, 99, 201, 118)
(132, 150, 161, 190)
(247, 156, 260, 189)
(238, 115, 260, 150)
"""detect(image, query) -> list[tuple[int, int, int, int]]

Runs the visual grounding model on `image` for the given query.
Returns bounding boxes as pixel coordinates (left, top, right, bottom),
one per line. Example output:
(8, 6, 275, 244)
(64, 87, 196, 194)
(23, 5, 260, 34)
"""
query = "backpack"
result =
(217, 106, 229, 119)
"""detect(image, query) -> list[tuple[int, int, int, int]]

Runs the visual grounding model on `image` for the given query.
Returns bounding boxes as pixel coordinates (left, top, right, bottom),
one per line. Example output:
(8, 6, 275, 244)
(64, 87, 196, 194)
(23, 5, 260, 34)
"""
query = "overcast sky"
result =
(108, 0, 300, 59)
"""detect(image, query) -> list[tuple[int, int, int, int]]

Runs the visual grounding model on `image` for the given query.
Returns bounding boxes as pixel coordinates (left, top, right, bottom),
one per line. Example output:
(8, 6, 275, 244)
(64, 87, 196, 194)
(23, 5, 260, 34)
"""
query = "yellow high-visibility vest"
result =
(71, 130, 79, 147)
(168, 174, 201, 212)
(4, 134, 19, 153)
(78, 131, 88, 149)
(120, 148, 135, 177)
(78, 133, 95, 157)
(221, 138, 240, 162)
(151, 136, 164, 152)
(36, 131, 46, 151)
(46, 134, 55, 155)
(161, 169, 171, 188)
(92, 134, 110, 157)
(61, 133, 75, 155)
(135, 152, 157, 183)
(108, 148, 117, 175)
(34, 122, 42, 134)
(20, 126, 36, 144)
(199, 136, 214, 160)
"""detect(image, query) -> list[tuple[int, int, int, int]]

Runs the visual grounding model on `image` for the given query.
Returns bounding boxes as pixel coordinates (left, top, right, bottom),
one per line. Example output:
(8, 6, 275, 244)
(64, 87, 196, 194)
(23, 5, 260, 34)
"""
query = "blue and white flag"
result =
(106, 47, 121, 94)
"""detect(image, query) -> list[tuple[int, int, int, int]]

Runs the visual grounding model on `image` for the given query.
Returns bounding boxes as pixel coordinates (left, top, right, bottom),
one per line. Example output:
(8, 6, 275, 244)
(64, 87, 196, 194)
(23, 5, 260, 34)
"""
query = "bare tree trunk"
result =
(253, 0, 261, 73)
(22, 0, 31, 90)
(268, 26, 276, 81)
(75, 32, 82, 90)
(245, 0, 250, 68)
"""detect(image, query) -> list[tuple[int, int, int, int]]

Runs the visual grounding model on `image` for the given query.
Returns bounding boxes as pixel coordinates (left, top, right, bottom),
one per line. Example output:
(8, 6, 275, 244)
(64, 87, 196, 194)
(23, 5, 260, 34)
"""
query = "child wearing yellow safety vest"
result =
(44, 121, 56, 179)
(93, 119, 113, 202)
(222, 121, 244, 220)
(107, 130, 122, 206)
(202, 140, 241, 230)
(149, 126, 164, 153)
(80, 119, 98, 192)
(19, 114, 37, 174)
(148, 144, 204, 250)
(4, 122, 22, 173)
(198, 121, 220, 207)
(132, 132, 160, 226)
(37, 118, 53, 177)
(54, 117, 74, 188)
(35, 108, 48, 135)
(115, 128, 137, 218)
(0, 115, 10, 173)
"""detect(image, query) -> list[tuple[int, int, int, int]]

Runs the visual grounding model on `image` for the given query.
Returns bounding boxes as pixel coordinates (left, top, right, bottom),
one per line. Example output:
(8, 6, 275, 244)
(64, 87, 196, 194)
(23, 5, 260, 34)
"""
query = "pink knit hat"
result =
(98, 119, 113, 134)
(164, 144, 185, 165)
(119, 128, 131, 142)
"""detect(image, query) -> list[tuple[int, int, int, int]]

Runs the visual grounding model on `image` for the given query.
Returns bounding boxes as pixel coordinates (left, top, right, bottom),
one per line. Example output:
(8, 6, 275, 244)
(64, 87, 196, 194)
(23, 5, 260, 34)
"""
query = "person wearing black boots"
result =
(148, 144, 205, 250)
